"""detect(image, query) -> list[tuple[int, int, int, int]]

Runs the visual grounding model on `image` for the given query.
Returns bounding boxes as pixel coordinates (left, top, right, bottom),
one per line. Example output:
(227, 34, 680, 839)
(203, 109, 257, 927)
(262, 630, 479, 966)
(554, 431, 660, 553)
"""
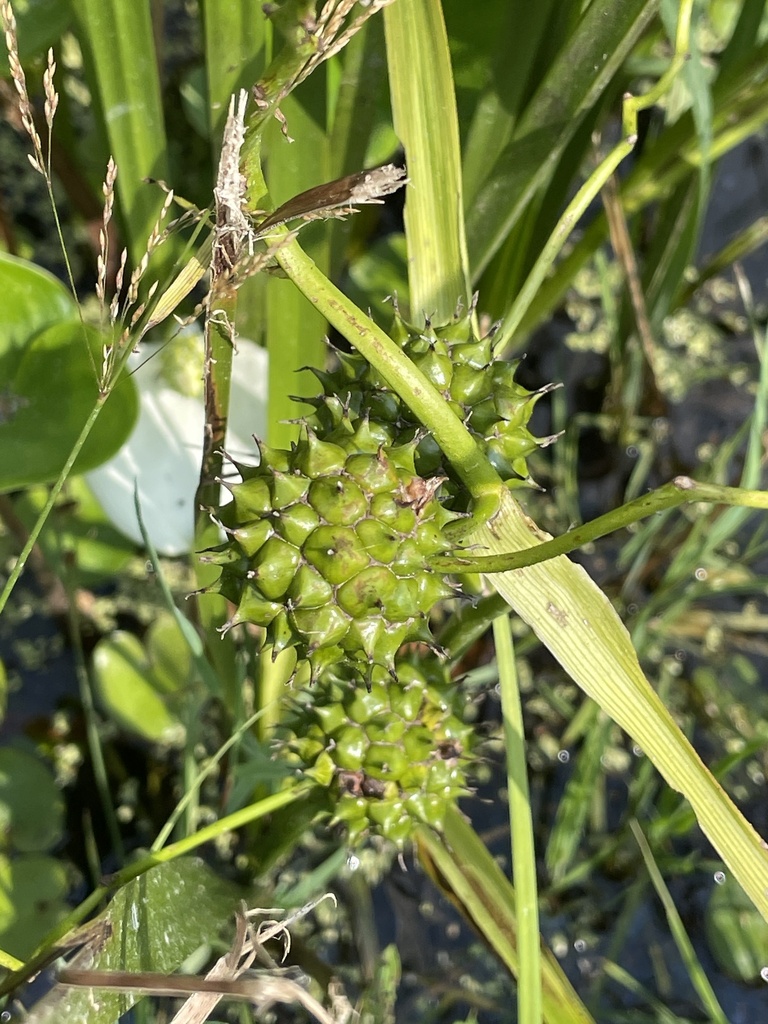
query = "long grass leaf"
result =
(476, 487, 768, 925)
(630, 820, 728, 1024)
(71, 0, 169, 266)
(384, 0, 470, 320)
(493, 615, 542, 1023)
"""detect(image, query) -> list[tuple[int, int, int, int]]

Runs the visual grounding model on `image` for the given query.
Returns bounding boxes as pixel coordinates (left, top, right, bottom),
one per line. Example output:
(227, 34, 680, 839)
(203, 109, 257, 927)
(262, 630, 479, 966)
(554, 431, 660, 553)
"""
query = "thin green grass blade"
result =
(70, 0, 169, 267)
(493, 10, 690, 355)
(600, 960, 693, 1023)
(134, 486, 221, 699)
(630, 820, 728, 1024)
(326, 21, 389, 278)
(493, 615, 542, 1024)
(384, 0, 470, 320)
(451, 0, 571, 207)
(151, 705, 273, 852)
(466, 0, 660, 279)
(649, 1, 710, 324)
(416, 806, 595, 1024)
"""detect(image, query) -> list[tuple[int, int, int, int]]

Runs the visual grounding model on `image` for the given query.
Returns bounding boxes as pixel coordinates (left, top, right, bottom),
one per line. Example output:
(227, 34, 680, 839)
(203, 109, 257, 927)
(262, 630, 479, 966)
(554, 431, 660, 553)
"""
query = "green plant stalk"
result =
(256, 644, 297, 742)
(152, 706, 272, 851)
(196, 305, 235, 515)
(630, 820, 727, 1023)
(0, 948, 23, 972)
(134, 488, 222, 698)
(68, 597, 125, 864)
(0, 398, 105, 616)
(494, 32, 690, 354)
(434, 477, 768, 574)
(493, 615, 542, 1024)
(0, 781, 314, 997)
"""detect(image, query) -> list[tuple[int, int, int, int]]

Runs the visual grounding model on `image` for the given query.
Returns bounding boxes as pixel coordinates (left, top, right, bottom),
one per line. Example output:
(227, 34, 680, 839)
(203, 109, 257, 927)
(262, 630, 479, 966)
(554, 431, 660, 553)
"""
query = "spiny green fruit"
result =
(202, 421, 459, 684)
(278, 650, 474, 846)
(302, 305, 559, 489)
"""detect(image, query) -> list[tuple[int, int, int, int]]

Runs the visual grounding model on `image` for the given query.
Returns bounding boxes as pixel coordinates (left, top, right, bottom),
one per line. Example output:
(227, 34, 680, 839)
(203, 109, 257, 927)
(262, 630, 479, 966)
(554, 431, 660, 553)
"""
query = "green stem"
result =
(0, 396, 107, 616)
(519, 58, 768, 340)
(493, 615, 542, 1024)
(434, 477, 768, 574)
(68, 598, 125, 865)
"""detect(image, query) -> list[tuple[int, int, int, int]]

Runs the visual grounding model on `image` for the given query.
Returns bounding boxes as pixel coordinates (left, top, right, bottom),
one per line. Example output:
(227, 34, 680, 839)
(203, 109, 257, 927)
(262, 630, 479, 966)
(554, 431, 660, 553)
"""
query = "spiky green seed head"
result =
(306, 308, 559, 489)
(204, 422, 459, 685)
(277, 650, 474, 846)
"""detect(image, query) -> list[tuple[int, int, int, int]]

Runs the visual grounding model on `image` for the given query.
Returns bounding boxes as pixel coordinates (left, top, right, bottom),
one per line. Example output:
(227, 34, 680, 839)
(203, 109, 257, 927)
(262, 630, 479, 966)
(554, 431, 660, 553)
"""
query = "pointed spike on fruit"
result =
(538, 430, 564, 449)
(388, 307, 411, 347)
(293, 428, 347, 478)
(255, 438, 292, 474)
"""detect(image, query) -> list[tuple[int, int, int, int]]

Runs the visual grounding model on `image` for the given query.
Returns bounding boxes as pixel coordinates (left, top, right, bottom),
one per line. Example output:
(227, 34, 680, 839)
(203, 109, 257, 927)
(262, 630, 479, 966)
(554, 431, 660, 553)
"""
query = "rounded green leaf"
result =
(0, 252, 77, 373)
(0, 747, 64, 852)
(92, 631, 184, 745)
(0, 853, 69, 960)
(0, 321, 138, 492)
(145, 613, 192, 695)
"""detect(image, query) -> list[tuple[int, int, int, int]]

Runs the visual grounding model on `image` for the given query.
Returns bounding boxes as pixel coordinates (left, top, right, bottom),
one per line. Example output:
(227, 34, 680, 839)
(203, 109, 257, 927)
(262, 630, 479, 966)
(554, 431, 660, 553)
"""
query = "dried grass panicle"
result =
(97, 158, 118, 308)
(124, 188, 174, 314)
(1, 0, 46, 174)
(43, 47, 57, 128)
(109, 248, 127, 322)
(289, 0, 395, 93)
